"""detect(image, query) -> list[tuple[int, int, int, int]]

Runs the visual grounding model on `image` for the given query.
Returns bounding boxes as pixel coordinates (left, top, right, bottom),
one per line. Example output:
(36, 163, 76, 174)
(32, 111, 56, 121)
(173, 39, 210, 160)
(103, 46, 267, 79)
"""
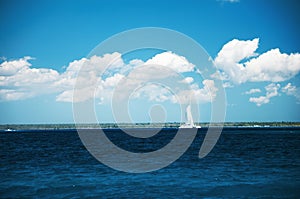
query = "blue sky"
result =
(1, 0, 300, 124)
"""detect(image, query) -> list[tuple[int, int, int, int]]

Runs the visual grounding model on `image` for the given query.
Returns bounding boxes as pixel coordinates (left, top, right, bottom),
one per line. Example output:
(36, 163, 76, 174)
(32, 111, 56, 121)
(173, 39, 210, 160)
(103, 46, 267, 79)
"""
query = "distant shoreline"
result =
(1, 122, 300, 131)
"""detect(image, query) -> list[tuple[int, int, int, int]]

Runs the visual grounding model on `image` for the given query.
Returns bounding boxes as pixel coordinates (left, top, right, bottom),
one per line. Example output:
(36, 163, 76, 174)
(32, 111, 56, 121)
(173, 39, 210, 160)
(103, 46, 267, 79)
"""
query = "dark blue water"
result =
(1, 128, 300, 198)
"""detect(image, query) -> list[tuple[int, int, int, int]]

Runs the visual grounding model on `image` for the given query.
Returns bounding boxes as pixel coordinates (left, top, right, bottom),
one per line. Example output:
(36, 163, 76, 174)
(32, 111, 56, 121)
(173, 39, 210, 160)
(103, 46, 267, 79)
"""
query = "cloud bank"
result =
(0, 52, 216, 105)
(1, 38, 300, 107)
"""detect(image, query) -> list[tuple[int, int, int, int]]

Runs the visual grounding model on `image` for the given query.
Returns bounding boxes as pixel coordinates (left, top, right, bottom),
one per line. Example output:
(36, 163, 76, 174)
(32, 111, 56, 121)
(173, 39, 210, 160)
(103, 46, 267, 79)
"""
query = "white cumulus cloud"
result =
(180, 77, 194, 84)
(249, 83, 280, 106)
(214, 38, 300, 84)
(282, 83, 300, 102)
(171, 79, 218, 104)
(145, 51, 195, 73)
(0, 57, 60, 101)
(245, 88, 261, 95)
(1, 52, 213, 105)
(0, 56, 33, 76)
(131, 79, 218, 105)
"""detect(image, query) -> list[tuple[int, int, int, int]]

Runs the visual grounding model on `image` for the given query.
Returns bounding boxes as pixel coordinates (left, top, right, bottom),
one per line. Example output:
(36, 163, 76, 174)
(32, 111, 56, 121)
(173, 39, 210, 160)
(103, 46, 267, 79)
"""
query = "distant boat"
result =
(4, 128, 15, 132)
(179, 105, 201, 129)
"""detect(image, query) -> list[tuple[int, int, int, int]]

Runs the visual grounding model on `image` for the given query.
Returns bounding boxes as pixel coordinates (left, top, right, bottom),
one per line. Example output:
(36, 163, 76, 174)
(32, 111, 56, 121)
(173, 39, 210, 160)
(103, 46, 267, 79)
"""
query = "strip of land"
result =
(0, 122, 300, 130)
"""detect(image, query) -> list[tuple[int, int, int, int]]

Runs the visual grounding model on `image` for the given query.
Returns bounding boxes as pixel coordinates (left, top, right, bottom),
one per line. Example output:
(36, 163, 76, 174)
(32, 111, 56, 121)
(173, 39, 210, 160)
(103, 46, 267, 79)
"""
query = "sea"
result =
(1, 127, 299, 198)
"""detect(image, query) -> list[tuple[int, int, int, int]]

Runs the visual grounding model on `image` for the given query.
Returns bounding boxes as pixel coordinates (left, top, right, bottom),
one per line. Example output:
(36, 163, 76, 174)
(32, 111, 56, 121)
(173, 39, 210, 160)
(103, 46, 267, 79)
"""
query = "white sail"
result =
(179, 104, 201, 128)
(186, 105, 194, 126)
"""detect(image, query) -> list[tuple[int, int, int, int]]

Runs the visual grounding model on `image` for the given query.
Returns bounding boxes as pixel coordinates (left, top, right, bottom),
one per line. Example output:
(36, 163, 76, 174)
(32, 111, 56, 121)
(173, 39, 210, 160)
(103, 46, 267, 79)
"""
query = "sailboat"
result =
(179, 105, 201, 129)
